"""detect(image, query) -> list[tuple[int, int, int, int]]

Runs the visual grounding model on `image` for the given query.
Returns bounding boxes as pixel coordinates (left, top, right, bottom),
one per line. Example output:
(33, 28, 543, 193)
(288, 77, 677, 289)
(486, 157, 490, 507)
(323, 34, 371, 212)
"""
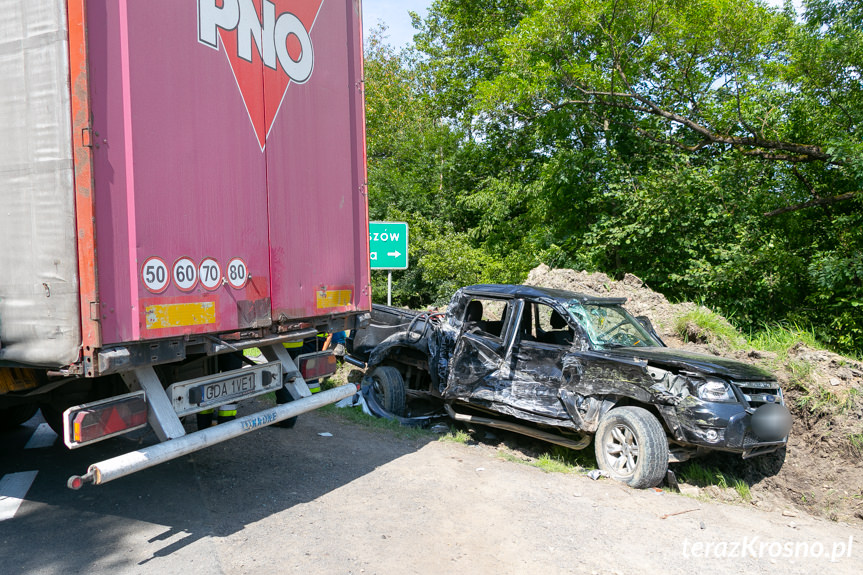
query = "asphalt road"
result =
(0, 404, 424, 574)
(2, 405, 862, 575)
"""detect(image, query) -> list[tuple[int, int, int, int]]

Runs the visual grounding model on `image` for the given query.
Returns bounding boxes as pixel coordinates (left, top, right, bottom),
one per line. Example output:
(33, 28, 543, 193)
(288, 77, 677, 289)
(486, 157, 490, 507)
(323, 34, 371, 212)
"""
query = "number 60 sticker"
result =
(172, 257, 198, 292)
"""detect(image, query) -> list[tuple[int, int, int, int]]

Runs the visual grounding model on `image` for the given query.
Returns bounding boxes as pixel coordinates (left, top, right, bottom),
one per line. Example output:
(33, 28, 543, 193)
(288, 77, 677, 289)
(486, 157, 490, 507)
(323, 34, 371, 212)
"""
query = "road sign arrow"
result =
(369, 221, 409, 270)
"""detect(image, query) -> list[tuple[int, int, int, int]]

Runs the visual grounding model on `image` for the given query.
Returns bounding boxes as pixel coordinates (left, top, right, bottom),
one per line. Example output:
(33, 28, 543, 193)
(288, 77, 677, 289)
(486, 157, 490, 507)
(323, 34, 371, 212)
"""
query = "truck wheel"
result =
(0, 404, 39, 431)
(39, 404, 66, 436)
(594, 406, 668, 489)
(273, 387, 299, 429)
(369, 366, 406, 416)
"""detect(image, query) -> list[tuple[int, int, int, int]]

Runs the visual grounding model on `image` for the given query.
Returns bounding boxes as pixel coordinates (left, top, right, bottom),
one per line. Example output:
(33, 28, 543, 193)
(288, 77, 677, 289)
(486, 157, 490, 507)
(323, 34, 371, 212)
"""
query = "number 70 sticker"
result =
(199, 258, 222, 290)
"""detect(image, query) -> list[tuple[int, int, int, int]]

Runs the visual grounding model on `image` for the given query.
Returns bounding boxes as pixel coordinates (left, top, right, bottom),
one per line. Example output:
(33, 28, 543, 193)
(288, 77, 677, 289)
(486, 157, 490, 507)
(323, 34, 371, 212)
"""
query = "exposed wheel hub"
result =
(605, 424, 639, 476)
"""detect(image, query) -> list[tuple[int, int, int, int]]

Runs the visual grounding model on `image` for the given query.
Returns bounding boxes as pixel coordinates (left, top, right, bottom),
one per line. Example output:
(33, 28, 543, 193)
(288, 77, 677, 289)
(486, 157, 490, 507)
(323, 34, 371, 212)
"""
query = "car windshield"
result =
(563, 300, 661, 349)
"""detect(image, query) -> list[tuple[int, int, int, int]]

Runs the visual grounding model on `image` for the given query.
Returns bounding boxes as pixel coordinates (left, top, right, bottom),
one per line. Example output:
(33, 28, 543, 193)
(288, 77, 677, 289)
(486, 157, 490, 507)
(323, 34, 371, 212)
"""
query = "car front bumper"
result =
(668, 399, 791, 456)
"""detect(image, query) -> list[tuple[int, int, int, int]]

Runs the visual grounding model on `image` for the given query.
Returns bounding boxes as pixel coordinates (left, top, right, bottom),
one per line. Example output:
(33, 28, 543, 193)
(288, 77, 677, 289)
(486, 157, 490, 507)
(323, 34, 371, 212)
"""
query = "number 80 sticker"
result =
(226, 258, 248, 289)
(142, 257, 169, 293)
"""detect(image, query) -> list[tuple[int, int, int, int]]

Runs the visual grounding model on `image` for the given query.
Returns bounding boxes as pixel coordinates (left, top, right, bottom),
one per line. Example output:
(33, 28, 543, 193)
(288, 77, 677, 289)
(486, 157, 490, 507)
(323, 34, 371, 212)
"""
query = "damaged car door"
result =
(506, 300, 585, 428)
(442, 298, 522, 407)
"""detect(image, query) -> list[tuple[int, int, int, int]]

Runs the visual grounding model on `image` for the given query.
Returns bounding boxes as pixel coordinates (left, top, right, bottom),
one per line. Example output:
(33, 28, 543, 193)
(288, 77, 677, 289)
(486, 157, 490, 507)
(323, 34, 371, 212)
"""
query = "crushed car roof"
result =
(462, 284, 627, 305)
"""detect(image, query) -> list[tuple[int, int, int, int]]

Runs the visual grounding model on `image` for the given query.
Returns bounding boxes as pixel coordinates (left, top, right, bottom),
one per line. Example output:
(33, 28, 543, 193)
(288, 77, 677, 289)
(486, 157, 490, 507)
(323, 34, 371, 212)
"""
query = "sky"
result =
(362, 0, 432, 49)
(362, 0, 801, 50)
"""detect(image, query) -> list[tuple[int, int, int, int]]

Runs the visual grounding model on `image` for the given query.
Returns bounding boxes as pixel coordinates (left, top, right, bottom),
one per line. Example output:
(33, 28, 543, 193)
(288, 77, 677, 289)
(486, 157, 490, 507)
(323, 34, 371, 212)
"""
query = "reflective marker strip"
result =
(24, 423, 57, 449)
(145, 302, 216, 329)
(316, 289, 352, 309)
(0, 471, 38, 521)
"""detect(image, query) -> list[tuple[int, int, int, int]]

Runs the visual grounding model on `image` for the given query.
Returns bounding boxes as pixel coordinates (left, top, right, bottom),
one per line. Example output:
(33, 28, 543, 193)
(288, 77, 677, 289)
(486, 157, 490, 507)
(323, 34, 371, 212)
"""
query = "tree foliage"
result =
(364, 1, 863, 354)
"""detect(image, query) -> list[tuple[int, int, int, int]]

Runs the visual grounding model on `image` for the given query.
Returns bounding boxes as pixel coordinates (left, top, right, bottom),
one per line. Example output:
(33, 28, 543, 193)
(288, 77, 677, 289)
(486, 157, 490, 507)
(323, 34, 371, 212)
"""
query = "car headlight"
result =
(696, 378, 736, 402)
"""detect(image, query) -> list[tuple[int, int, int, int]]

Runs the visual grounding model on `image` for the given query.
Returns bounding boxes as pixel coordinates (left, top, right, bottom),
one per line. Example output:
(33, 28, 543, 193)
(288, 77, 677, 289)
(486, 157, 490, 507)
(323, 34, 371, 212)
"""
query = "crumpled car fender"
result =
(366, 332, 430, 369)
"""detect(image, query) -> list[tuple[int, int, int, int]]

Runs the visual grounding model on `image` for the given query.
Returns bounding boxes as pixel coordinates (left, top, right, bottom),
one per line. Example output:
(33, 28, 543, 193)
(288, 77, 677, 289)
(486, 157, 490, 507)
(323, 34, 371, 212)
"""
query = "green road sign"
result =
(369, 221, 408, 270)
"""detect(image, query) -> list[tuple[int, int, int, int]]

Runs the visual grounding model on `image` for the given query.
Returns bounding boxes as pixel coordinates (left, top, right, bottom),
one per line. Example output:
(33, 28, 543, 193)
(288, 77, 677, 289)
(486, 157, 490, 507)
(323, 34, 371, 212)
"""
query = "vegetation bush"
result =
(364, 0, 863, 357)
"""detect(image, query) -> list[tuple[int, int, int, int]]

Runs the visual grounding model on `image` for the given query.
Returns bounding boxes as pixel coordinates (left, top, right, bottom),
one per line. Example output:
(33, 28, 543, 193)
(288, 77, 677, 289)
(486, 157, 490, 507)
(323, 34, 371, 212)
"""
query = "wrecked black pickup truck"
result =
(347, 284, 792, 488)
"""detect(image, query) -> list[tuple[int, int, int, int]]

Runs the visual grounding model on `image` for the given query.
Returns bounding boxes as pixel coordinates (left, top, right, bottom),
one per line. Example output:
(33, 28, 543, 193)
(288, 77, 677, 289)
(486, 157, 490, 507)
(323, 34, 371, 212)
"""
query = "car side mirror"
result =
(635, 315, 654, 332)
(636, 315, 665, 347)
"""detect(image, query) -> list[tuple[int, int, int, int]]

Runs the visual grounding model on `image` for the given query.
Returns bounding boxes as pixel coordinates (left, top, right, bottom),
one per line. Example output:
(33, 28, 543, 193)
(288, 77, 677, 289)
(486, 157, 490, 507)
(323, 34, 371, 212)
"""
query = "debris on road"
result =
(659, 508, 699, 520)
(587, 470, 609, 481)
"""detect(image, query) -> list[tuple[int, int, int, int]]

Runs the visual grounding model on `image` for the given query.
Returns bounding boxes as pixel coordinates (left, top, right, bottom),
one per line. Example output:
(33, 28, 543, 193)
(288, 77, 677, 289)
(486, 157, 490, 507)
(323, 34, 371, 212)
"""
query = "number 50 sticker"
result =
(142, 257, 169, 293)
(226, 258, 248, 289)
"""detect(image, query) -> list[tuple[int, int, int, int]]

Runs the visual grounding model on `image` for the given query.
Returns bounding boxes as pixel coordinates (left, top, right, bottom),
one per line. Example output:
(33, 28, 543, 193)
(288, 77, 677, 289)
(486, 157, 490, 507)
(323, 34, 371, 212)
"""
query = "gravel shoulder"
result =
(3, 404, 860, 575)
(200, 406, 862, 575)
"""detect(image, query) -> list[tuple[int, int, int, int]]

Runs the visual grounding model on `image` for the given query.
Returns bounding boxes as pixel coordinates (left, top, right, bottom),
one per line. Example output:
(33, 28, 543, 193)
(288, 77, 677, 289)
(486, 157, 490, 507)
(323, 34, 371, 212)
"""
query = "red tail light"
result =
(65, 392, 148, 447)
(297, 351, 338, 381)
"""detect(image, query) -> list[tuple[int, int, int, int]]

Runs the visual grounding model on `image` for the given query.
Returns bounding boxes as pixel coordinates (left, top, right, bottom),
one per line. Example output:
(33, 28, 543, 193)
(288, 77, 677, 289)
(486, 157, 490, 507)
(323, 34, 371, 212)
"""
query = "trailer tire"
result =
(0, 404, 39, 431)
(369, 366, 406, 416)
(39, 404, 66, 437)
(273, 387, 299, 429)
(594, 406, 668, 489)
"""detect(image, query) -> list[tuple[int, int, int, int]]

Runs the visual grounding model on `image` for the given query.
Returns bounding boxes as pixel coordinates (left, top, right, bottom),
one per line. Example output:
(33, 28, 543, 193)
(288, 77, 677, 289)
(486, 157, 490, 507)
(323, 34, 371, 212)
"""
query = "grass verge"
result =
(676, 460, 751, 501)
(675, 308, 843, 362)
(495, 444, 595, 474)
(785, 361, 861, 416)
(316, 403, 432, 441)
(439, 429, 472, 444)
(675, 307, 745, 348)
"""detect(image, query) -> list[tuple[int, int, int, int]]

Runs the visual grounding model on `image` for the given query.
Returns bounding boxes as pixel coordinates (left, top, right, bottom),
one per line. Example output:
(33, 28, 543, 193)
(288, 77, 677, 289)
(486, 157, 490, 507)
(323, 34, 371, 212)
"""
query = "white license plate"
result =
(167, 362, 282, 416)
(196, 372, 256, 405)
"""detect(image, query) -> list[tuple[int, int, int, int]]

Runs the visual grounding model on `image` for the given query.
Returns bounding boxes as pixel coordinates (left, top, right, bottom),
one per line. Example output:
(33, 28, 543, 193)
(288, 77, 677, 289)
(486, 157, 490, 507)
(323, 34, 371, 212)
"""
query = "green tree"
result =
(404, 0, 863, 353)
(364, 26, 531, 307)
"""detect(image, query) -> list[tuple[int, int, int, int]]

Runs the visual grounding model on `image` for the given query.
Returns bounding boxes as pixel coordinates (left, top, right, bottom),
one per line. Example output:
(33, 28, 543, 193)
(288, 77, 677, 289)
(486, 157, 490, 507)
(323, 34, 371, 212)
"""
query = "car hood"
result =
(601, 346, 775, 381)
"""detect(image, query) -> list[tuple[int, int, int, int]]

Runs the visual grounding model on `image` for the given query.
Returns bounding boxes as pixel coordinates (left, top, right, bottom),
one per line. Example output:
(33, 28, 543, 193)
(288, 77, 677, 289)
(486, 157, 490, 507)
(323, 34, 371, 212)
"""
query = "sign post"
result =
(368, 221, 409, 305)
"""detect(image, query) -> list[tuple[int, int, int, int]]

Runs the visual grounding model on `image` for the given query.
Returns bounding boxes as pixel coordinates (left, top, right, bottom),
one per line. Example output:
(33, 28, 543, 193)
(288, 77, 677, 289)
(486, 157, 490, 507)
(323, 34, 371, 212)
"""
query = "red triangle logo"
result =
(206, 1, 324, 150)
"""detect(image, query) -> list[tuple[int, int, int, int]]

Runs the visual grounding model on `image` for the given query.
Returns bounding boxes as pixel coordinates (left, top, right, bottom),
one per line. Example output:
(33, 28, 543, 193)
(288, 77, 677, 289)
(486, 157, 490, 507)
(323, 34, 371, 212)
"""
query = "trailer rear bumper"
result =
(67, 383, 357, 489)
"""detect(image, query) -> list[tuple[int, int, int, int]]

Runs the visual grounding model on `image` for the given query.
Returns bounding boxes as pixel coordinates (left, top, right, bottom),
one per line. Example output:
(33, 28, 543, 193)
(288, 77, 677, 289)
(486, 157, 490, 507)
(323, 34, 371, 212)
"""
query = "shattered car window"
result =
(527, 303, 575, 346)
(463, 298, 509, 338)
(564, 301, 660, 349)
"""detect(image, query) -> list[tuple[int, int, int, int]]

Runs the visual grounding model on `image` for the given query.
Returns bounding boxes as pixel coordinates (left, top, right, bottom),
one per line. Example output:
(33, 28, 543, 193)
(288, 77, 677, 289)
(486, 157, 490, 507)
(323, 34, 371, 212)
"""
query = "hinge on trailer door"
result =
(89, 301, 101, 322)
(82, 127, 93, 148)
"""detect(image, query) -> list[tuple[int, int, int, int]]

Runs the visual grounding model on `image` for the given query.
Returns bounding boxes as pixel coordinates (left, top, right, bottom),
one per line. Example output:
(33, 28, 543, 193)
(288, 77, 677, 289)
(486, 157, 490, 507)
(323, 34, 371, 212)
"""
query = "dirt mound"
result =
(526, 264, 692, 339)
(526, 264, 863, 523)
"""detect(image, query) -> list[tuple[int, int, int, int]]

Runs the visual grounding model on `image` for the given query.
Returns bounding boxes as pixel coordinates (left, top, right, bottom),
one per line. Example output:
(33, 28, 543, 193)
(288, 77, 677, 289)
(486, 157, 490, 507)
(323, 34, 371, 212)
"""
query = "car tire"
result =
(594, 406, 668, 489)
(369, 366, 406, 416)
(0, 404, 39, 431)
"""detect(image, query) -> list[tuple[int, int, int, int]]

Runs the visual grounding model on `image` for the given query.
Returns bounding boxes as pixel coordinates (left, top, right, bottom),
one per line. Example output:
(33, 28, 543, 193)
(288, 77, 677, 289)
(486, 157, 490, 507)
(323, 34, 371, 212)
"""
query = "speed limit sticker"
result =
(199, 258, 222, 290)
(172, 257, 198, 291)
(226, 258, 248, 289)
(142, 257, 169, 293)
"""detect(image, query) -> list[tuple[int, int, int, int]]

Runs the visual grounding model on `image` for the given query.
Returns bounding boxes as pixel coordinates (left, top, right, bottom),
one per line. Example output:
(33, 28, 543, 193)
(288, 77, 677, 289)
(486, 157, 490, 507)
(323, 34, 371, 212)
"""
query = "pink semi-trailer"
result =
(0, 0, 371, 487)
